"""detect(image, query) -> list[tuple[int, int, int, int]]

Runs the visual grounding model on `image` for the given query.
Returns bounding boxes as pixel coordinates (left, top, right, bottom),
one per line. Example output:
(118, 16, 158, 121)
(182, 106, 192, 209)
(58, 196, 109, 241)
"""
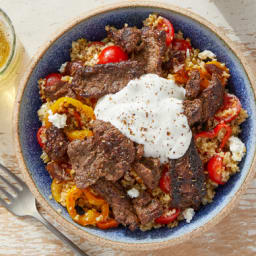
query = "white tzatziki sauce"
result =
(94, 74, 192, 163)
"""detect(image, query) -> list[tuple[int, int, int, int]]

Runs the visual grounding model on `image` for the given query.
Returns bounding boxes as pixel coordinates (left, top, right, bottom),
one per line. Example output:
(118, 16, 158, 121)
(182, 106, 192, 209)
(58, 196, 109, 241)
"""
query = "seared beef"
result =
(185, 70, 201, 99)
(183, 99, 202, 126)
(62, 61, 84, 76)
(108, 27, 143, 54)
(135, 144, 144, 160)
(205, 63, 223, 76)
(92, 179, 138, 230)
(71, 60, 144, 99)
(134, 27, 166, 76)
(46, 162, 71, 182)
(170, 50, 186, 73)
(169, 139, 206, 209)
(67, 120, 135, 188)
(132, 191, 163, 225)
(200, 73, 224, 122)
(44, 126, 69, 162)
(43, 81, 76, 101)
(133, 157, 161, 190)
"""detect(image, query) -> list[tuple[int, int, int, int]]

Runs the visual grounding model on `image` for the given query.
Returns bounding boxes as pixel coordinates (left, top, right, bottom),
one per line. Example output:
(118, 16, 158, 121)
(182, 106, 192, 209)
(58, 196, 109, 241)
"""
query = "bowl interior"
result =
(18, 6, 256, 244)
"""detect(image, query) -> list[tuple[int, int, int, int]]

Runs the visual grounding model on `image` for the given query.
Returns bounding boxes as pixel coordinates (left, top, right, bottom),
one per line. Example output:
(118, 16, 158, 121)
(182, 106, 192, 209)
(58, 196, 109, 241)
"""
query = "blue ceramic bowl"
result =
(14, 2, 256, 251)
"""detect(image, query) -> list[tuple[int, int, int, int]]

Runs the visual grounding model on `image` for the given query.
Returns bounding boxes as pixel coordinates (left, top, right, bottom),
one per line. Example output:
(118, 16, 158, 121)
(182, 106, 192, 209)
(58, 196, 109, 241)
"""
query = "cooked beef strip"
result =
(185, 70, 201, 99)
(162, 49, 186, 73)
(43, 80, 76, 101)
(62, 61, 84, 76)
(92, 179, 138, 231)
(132, 191, 163, 225)
(108, 27, 143, 54)
(135, 144, 144, 160)
(133, 157, 161, 190)
(71, 60, 144, 99)
(46, 161, 72, 182)
(133, 26, 166, 76)
(67, 120, 135, 188)
(169, 139, 206, 209)
(205, 63, 223, 76)
(44, 126, 69, 162)
(200, 73, 224, 122)
(183, 99, 202, 126)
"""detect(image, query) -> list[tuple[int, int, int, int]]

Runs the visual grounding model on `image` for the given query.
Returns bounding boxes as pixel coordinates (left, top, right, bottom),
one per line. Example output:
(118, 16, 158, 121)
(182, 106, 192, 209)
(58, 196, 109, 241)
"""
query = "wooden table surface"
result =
(0, 0, 256, 255)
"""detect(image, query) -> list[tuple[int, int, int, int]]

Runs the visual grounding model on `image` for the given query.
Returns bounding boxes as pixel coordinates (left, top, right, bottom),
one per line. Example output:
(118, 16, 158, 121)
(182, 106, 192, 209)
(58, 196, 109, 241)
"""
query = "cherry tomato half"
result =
(157, 17, 174, 46)
(98, 46, 128, 64)
(159, 165, 171, 194)
(215, 93, 242, 123)
(207, 155, 225, 185)
(172, 38, 192, 51)
(37, 126, 46, 148)
(155, 208, 180, 224)
(45, 73, 62, 87)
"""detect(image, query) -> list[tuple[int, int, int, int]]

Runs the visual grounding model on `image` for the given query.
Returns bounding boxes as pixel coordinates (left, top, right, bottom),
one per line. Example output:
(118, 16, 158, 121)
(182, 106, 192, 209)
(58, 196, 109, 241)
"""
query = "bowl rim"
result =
(13, 0, 256, 251)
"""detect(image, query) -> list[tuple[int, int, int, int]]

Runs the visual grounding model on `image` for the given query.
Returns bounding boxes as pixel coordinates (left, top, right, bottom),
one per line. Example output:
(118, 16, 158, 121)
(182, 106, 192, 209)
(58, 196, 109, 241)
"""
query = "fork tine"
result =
(0, 197, 9, 208)
(0, 174, 19, 193)
(0, 187, 13, 201)
(0, 163, 25, 188)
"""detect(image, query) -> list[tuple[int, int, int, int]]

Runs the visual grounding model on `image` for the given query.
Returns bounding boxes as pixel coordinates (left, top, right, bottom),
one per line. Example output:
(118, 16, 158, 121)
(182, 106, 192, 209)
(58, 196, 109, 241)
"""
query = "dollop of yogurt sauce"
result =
(95, 74, 192, 162)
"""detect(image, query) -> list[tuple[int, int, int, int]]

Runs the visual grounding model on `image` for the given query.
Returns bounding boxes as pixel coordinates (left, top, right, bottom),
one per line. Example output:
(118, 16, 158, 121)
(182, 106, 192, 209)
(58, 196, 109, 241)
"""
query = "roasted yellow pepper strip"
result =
(66, 186, 110, 226)
(51, 179, 64, 203)
(45, 97, 95, 128)
(65, 129, 93, 141)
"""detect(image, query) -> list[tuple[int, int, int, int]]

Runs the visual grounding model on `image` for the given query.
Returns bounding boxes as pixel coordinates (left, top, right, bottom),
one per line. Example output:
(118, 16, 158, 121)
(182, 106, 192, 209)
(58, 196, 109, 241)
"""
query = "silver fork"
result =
(0, 163, 87, 256)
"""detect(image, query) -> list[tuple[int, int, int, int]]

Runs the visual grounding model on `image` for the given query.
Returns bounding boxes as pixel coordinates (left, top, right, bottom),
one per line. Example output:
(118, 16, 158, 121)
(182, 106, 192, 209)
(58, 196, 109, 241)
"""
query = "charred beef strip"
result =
(67, 120, 135, 188)
(92, 179, 138, 231)
(133, 26, 166, 76)
(46, 162, 72, 182)
(108, 27, 143, 54)
(133, 157, 161, 190)
(185, 70, 201, 100)
(200, 73, 224, 122)
(61, 61, 84, 76)
(169, 139, 206, 209)
(205, 63, 223, 76)
(183, 73, 224, 125)
(71, 60, 144, 99)
(183, 99, 202, 126)
(44, 126, 69, 162)
(132, 191, 163, 225)
(43, 80, 76, 101)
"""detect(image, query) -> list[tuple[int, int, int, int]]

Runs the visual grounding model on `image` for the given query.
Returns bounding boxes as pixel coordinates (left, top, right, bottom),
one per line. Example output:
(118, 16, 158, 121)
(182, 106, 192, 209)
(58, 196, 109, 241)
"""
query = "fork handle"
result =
(32, 210, 88, 256)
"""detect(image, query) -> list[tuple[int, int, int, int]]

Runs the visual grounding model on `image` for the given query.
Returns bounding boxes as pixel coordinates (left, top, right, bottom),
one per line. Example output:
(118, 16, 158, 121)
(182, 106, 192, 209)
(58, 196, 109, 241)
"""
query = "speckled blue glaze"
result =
(18, 7, 256, 243)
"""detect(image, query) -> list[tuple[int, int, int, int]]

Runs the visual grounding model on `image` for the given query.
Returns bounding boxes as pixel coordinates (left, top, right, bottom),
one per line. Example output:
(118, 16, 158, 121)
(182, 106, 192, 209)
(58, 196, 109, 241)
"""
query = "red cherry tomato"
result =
(159, 165, 171, 194)
(172, 38, 192, 51)
(37, 126, 46, 148)
(215, 93, 242, 123)
(207, 155, 225, 185)
(157, 17, 174, 46)
(45, 73, 62, 87)
(155, 208, 180, 224)
(98, 46, 128, 64)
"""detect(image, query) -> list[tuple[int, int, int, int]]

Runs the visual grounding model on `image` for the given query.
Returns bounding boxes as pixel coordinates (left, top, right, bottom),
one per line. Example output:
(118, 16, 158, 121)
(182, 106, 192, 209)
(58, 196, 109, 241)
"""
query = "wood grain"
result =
(0, 0, 256, 255)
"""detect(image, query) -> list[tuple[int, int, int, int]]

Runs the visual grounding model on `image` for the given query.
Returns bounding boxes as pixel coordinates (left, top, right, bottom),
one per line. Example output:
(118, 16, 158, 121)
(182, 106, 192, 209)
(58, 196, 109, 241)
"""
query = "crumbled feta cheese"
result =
(48, 110, 67, 129)
(229, 136, 246, 161)
(127, 188, 140, 198)
(198, 50, 216, 60)
(37, 102, 51, 122)
(183, 208, 195, 223)
(59, 62, 67, 73)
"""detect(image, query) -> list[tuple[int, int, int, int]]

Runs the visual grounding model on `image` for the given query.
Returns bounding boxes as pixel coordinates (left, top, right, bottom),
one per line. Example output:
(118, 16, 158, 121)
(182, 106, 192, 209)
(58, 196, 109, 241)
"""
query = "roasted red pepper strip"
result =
(195, 123, 232, 149)
(207, 155, 225, 185)
(214, 93, 242, 123)
(159, 164, 171, 194)
(155, 208, 180, 224)
(96, 219, 119, 229)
